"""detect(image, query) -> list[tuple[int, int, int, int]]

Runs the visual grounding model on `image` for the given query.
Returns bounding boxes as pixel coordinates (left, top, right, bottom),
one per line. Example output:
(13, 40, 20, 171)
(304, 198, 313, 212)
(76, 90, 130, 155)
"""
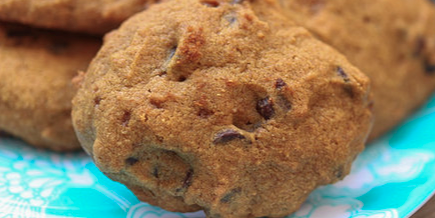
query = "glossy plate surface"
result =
(1, 95, 434, 218)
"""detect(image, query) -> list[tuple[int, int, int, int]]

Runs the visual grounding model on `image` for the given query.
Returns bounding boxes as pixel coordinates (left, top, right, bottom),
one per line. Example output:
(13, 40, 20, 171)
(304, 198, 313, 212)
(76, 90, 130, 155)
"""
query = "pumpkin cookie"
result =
(0, 0, 158, 35)
(72, 0, 373, 217)
(280, 0, 435, 139)
(0, 23, 100, 151)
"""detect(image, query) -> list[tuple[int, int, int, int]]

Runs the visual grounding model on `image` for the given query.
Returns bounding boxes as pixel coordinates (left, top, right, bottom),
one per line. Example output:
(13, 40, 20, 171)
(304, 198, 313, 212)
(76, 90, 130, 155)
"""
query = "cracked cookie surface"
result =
(72, 0, 373, 217)
(279, 0, 435, 139)
(0, 23, 100, 151)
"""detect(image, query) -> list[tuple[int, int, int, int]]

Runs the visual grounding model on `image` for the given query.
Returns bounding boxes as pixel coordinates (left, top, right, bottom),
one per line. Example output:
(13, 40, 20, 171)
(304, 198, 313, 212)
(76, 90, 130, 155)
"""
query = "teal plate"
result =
(1, 94, 435, 218)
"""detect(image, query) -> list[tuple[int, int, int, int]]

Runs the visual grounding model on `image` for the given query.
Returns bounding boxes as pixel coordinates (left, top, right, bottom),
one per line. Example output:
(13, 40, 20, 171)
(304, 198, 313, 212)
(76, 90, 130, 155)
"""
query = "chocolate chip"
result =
(232, 0, 244, 3)
(256, 97, 274, 120)
(213, 130, 246, 144)
(275, 78, 287, 89)
(122, 111, 131, 127)
(429, 0, 435, 4)
(125, 157, 139, 165)
(336, 66, 350, 82)
(152, 167, 159, 178)
(220, 188, 242, 203)
(49, 40, 69, 54)
(181, 169, 194, 189)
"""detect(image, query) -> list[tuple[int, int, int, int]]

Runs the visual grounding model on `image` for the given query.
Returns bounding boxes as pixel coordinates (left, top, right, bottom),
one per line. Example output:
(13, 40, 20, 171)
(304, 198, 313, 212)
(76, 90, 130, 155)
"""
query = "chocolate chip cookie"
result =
(72, 0, 373, 217)
(0, 0, 158, 35)
(0, 23, 100, 151)
(279, 0, 435, 139)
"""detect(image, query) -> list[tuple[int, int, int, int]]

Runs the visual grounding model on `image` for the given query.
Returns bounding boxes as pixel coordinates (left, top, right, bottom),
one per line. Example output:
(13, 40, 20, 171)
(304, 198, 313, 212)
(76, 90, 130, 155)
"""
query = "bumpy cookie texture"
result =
(0, 23, 100, 151)
(279, 0, 435, 139)
(0, 0, 158, 35)
(72, 0, 373, 217)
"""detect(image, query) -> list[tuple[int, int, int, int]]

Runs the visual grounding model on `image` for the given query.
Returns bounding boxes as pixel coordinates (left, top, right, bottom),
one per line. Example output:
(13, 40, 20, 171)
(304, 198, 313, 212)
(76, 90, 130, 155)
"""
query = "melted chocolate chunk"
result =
(256, 97, 274, 120)
(275, 78, 287, 89)
(213, 130, 246, 144)
(125, 157, 139, 165)
(336, 66, 350, 82)
(220, 188, 242, 203)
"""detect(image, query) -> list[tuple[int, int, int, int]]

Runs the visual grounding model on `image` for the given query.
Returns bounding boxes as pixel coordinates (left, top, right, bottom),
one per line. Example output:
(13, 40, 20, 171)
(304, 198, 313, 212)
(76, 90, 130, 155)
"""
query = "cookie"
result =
(0, 0, 158, 35)
(72, 0, 373, 217)
(0, 23, 101, 151)
(279, 0, 435, 139)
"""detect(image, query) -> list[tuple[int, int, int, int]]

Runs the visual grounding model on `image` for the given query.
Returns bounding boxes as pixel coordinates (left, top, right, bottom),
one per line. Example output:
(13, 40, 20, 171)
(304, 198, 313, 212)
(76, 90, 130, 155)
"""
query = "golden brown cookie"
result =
(0, 23, 101, 151)
(0, 0, 158, 35)
(72, 0, 373, 217)
(279, 0, 435, 139)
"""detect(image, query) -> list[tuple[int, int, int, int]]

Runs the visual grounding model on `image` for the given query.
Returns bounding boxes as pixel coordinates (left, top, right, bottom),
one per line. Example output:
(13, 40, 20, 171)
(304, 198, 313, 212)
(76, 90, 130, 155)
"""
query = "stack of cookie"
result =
(0, 0, 434, 217)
